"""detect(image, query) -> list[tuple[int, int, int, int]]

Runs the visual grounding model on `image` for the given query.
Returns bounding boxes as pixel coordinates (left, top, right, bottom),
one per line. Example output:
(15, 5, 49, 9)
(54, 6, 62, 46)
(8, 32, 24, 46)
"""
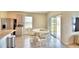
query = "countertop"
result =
(0, 30, 16, 39)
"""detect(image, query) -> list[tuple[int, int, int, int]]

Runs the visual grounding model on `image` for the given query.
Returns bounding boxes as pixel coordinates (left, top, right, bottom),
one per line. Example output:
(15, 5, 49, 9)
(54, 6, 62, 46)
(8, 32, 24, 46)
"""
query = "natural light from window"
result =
(24, 16, 32, 28)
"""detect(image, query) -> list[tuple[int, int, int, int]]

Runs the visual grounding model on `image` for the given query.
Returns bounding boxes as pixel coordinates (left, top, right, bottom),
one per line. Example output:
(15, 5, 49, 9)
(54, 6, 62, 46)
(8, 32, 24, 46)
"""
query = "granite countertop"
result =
(0, 30, 16, 39)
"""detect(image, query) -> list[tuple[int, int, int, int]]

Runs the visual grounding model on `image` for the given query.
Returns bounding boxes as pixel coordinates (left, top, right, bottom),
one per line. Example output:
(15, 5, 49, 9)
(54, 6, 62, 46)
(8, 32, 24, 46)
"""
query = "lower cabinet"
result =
(16, 27, 23, 36)
(0, 36, 7, 48)
(0, 34, 15, 48)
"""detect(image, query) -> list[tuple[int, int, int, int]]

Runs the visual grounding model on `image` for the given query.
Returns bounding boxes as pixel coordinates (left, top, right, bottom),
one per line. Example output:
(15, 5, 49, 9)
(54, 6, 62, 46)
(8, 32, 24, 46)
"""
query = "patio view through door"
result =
(49, 15, 61, 47)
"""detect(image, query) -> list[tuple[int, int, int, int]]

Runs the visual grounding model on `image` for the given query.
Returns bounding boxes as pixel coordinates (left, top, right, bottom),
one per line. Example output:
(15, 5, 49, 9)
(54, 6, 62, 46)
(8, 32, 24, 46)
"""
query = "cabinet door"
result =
(7, 18, 13, 29)
(17, 14, 23, 25)
(1, 18, 7, 30)
(16, 14, 23, 36)
(16, 27, 23, 36)
(0, 36, 7, 48)
(1, 18, 13, 30)
(0, 34, 11, 48)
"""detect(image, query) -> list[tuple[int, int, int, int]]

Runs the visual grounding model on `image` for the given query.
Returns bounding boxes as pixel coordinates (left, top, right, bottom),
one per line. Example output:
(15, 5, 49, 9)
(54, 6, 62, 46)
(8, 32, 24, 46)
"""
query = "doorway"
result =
(49, 15, 61, 48)
(49, 15, 61, 41)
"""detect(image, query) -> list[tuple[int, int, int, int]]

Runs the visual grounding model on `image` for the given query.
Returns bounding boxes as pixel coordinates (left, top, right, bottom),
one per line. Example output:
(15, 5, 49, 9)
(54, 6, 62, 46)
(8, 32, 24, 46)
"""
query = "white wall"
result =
(25, 12, 48, 29)
(0, 12, 7, 18)
(0, 12, 7, 30)
(61, 12, 79, 45)
(61, 12, 73, 44)
(47, 11, 79, 45)
(7, 12, 47, 29)
(23, 13, 47, 29)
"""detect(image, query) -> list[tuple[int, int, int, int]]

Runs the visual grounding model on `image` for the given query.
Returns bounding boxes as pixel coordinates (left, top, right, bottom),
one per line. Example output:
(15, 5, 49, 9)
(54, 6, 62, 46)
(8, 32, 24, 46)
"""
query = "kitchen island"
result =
(0, 30, 16, 48)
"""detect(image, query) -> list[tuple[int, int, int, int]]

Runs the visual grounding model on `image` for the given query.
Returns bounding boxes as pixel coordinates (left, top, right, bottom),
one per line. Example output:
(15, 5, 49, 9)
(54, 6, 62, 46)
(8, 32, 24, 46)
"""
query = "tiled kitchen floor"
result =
(15, 34, 66, 48)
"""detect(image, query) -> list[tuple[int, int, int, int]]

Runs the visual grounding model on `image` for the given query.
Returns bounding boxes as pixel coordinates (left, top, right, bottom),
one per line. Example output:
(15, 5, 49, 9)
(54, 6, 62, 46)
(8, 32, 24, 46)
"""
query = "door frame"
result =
(48, 15, 61, 41)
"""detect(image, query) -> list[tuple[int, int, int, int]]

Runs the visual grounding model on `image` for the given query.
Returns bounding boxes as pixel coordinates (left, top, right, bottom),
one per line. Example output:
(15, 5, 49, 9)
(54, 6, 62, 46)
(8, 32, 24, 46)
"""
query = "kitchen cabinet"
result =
(0, 35, 7, 48)
(7, 12, 24, 36)
(1, 18, 13, 30)
(16, 27, 23, 36)
(0, 34, 11, 48)
(16, 14, 24, 36)
(0, 30, 16, 48)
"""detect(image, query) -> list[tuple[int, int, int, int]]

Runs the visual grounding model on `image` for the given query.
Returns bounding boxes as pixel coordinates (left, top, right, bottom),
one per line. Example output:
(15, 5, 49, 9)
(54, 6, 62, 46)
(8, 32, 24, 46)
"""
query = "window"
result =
(72, 17, 76, 31)
(24, 16, 32, 28)
(72, 17, 79, 32)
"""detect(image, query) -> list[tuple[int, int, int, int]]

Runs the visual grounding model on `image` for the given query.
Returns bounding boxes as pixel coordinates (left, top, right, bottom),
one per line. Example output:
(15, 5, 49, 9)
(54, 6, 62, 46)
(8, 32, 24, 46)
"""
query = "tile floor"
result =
(15, 34, 66, 48)
(16, 33, 79, 48)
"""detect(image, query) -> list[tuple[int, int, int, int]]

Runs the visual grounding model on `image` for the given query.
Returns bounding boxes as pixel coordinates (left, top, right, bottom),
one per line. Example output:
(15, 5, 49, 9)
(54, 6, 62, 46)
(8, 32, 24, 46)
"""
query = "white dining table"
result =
(32, 29, 49, 34)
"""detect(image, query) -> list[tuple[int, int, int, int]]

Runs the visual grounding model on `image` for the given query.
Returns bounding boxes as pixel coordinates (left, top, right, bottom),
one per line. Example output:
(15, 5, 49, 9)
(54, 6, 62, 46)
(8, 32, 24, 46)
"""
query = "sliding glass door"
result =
(50, 16, 57, 37)
(49, 15, 61, 40)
